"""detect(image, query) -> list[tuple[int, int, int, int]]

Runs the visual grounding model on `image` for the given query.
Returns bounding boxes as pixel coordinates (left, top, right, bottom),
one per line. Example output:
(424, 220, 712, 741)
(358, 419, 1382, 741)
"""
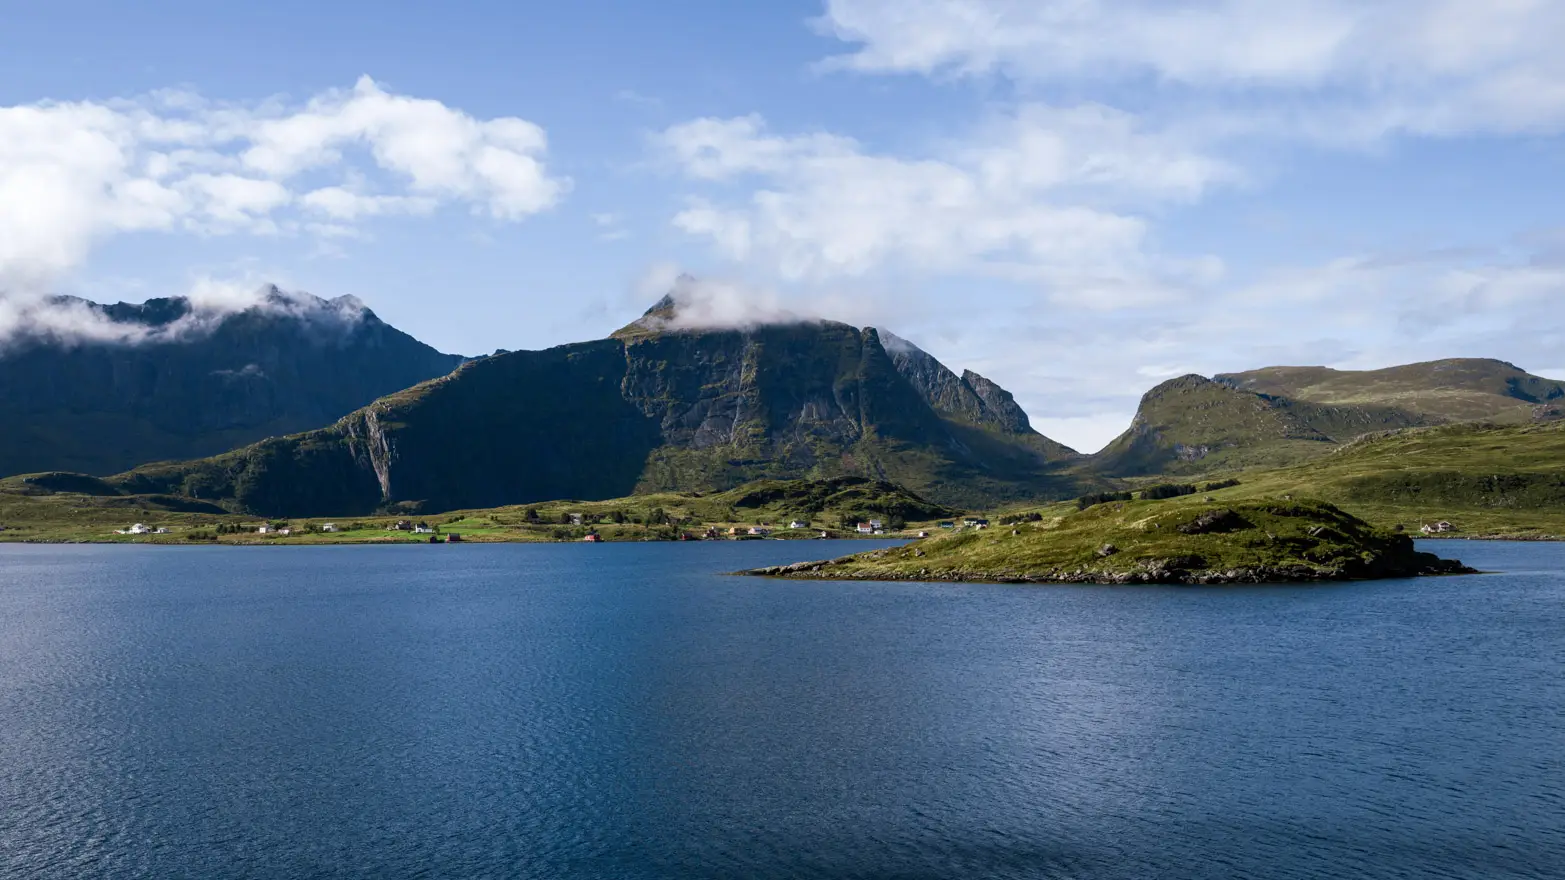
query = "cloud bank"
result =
(0, 280, 369, 350)
(0, 76, 568, 294)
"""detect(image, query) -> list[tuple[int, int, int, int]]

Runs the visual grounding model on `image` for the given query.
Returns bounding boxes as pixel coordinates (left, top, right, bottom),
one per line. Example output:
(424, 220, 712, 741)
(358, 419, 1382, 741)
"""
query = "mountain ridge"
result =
(0, 286, 464, 478)
(107, 307, 1082, 515)
(1092, 358, 1564, 476)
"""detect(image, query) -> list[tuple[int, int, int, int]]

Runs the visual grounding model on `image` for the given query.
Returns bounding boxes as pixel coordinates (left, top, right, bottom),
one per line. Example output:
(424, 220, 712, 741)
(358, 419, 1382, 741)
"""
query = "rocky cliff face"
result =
(0, 287, 464, 477)
(112, 312, 1081, 516)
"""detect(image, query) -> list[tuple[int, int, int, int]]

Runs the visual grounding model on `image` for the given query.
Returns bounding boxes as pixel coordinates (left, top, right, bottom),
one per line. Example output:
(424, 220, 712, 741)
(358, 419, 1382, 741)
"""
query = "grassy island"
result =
(743, 498, 1475, 585)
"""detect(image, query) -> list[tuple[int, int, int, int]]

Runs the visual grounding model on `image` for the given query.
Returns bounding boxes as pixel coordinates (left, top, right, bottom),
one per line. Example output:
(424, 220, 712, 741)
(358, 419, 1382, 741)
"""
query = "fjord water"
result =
(1, 542, 1561, 879)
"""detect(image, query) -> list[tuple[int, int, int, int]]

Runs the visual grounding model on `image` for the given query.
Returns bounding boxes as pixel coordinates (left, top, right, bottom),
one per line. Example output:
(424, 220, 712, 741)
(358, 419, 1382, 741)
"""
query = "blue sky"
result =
(3, 0, 1564, 451)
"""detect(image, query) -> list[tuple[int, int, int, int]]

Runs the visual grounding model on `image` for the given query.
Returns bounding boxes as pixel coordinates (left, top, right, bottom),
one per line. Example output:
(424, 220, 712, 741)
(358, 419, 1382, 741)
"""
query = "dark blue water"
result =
(1, 540, 1562, 879)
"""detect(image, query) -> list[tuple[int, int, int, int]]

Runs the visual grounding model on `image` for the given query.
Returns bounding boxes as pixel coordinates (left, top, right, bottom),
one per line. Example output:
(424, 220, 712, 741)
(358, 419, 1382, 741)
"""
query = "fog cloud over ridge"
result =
(0, 281, 368, 350)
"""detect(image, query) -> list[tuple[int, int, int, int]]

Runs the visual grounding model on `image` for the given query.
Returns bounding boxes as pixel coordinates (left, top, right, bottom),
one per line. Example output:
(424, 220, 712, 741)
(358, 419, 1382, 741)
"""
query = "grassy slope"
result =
(1216, 359, 1564, 422)
(752, 498, 1465, 584)
(1213, 420, 1565, 538)
(1092, 359, 1565, 479)
(0, 475, 955, 545)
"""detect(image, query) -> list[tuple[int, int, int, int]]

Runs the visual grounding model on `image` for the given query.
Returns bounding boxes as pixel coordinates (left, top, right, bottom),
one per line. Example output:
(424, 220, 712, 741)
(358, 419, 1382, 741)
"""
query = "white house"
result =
(856, 522, 875, 534)
(868, 519, 884, 530)
(788, 520, 809, 529)
(321, 523, 339, 533)
(278, 528, 292, 536)
(155, 527, 170, 535)
(257, 525, 273, 534)
(748, 526, 771, 537)
(118, 523, 152, 535)
(414, 526, 435, 535)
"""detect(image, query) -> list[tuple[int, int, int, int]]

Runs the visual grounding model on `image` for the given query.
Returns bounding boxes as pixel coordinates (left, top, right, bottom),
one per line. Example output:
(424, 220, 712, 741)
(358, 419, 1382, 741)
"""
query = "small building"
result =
(818, 531, 829, 539)
(321, 523, 339, 533)
(1420, 521, 1456, 535)
(868, 519, 884, 530)
(413, 526, 434, 535)
(917, 531, 929, 538)
(856, 522, 875, 535)
(120, 523, 152, 535)
(704, 527, 720, 539)
(568, 513, 584, 526)
(256, 525, 273, 535)
(447, 533, 463, 543)
(277, 528, 292, 536)
(391, 520, 413, 531)
(938, 521, 955, 529)
(748, 526, 771, 537)
(788, 520, 809, 529)
(155, 527, 170, 535)
(583, 533, 602, 543)
(962, 517, 989, 528)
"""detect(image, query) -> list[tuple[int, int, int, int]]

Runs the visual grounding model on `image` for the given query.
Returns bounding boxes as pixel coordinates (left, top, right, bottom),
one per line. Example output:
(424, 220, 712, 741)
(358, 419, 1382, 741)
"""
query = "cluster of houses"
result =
(116, 523, 170, 535)
(386, 520, 436, 534)
(1420, 521, 1456, 535)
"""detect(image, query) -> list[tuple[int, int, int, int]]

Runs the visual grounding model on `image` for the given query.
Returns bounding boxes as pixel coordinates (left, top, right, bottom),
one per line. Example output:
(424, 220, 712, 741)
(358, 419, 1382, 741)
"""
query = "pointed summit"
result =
(614, 274, 698, 339)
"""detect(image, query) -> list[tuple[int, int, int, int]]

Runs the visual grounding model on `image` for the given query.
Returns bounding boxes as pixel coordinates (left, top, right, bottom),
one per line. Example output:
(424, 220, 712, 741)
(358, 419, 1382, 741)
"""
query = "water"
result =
(0, 540, 1562, 879)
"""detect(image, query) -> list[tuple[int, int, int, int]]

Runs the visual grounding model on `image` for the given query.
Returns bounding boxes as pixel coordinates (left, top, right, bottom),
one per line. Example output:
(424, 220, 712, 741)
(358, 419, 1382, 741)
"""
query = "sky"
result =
(3, 0, 1565, 452)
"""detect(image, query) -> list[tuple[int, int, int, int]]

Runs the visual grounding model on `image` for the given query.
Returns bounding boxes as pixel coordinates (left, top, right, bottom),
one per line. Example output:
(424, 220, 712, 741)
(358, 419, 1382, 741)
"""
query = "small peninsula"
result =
(743, 498, 1475, 585)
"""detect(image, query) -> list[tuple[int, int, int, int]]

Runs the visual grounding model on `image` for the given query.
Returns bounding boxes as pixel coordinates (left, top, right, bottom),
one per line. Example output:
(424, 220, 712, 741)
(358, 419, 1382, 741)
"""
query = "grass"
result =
(0, 475, 954, 545)
(748, 497, 1468, 584)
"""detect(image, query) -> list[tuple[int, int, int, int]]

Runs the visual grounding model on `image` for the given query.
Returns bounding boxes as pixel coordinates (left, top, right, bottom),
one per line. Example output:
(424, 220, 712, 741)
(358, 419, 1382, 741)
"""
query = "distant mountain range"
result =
(0, 287, 463, 477)
(1092, 359, 1565, 476)
(7, 284, 1562, 516)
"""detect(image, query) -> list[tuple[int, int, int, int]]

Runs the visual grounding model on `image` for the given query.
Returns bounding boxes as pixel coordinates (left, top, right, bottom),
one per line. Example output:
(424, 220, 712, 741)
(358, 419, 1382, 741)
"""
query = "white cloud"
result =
(658, 108, 1231, 291)
(816, 0, 1565, 138)
(0, 76, 568, 294)
(0, 278, 369, 349)
(299, 186, 436, 221)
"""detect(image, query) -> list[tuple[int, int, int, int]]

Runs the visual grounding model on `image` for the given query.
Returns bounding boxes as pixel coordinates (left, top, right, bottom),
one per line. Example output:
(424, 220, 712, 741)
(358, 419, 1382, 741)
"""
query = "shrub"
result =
(1141, 483, 1198, 501)
(1202, 478, 1242, 491)
(1077, 491, 1134, 510)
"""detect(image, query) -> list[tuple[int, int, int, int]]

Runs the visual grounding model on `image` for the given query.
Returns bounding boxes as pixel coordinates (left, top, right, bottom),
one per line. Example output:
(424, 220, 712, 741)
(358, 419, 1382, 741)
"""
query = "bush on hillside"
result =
(1077, 491, 1134, 510)
(1141, 483, 1199, 500)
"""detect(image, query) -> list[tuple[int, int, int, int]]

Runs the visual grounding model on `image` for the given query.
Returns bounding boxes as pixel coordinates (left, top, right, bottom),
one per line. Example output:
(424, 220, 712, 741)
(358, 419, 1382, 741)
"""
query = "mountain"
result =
(1090, 359, 1565, 477)
(108, 298, 1082, 516)
(1216, 359, 1565, 422)
(1090, 375, 1427, 475)
(0, 287, 464, 477)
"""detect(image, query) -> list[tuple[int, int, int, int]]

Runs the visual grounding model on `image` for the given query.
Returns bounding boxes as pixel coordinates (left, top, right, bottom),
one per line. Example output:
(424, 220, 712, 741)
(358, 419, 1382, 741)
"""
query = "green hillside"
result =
(1088, 374, 1426, 476)
(1211, 420, 1565, 537)
(1090, 359, 1565, 477)
(0, 474, 953, 544)
(1217, 358, 1565, 422)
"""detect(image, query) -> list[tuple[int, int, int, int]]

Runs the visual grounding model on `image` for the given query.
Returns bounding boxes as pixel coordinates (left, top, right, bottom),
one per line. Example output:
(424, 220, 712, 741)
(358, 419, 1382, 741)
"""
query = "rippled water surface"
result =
(1, 540, 1562, 879)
